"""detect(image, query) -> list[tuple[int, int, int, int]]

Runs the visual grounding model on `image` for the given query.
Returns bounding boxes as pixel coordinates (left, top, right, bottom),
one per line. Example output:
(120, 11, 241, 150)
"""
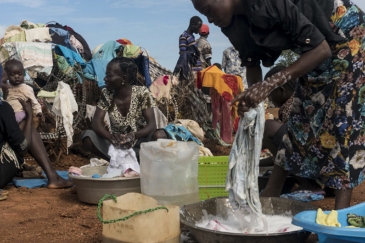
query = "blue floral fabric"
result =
(275, 1, 365, 190)
(164, 124, 202, 145)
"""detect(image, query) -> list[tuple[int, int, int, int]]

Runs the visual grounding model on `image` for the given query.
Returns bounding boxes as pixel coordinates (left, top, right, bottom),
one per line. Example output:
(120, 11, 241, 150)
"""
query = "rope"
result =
(97, 194, 169, 224)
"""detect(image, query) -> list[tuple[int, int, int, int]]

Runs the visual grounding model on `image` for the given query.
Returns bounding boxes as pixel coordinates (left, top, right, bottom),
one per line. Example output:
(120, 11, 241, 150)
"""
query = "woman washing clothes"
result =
(82, 57, 168, 165)
(192, 0, 365, 209)
(261, 65, 324, 195)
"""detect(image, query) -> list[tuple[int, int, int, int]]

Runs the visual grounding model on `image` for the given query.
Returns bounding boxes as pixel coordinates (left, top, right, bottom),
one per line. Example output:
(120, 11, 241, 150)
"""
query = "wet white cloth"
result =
(52, 81, 78, 148)
(226, 103, 265, 218)
(102, 146, 140, 178)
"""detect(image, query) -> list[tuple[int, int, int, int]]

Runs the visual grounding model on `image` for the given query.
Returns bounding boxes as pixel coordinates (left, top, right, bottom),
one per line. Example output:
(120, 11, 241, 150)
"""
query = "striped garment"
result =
(1, 42, 53, 75)
(179, 31, 196, 52)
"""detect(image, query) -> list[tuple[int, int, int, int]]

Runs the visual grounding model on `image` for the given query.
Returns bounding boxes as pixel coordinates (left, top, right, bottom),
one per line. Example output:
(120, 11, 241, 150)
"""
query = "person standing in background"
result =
(173, 16, 202, 82)
(222, 46, 248, 89)
(196, 24, 212, 69)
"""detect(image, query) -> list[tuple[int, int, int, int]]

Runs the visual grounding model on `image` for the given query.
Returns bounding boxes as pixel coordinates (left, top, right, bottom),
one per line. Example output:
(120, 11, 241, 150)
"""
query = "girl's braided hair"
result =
(109, 57, 139, 86)
(104, 57, 140, 113)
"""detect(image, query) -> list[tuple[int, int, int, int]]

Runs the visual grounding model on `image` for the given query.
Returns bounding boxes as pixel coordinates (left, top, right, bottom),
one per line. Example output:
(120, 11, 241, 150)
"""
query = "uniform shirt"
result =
(196, 36, 212, 69)
(221, 0, 345, 67)
(222, 47, 248, 89)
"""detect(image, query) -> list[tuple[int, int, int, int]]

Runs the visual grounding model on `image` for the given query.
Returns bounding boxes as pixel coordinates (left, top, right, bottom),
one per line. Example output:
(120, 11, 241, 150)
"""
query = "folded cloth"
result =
(280, 190, 324, 203)
(347, 213, 365, 228)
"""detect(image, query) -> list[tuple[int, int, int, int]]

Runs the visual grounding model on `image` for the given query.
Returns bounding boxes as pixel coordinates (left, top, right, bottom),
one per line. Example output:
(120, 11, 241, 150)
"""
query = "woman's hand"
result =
(18, 99, 33, 118)
(109, 133, 135, 149)
(109, 133, 123, 146)
(37, 113, 45, 122)
(1, 83, 9, 100)
(119, 133, 135, 149)
(232, 81, 275, 116)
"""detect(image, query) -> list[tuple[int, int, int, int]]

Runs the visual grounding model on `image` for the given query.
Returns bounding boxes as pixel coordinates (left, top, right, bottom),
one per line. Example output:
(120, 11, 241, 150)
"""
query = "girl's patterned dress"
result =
(276, 0, 365, 190)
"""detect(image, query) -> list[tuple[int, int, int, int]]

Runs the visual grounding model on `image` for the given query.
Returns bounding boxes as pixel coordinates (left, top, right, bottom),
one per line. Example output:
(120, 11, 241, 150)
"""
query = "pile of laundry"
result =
(0, 19, 216, 163)
(0, 20, 174, 148)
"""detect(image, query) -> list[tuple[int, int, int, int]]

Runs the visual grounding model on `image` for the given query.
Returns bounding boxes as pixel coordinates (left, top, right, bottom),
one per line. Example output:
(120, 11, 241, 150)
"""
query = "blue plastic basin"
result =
(292, 202, 365, 243)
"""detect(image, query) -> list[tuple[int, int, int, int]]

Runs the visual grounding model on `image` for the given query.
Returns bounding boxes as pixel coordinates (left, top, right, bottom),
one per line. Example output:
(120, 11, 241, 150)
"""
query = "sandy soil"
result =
(1, 139, 364, 243)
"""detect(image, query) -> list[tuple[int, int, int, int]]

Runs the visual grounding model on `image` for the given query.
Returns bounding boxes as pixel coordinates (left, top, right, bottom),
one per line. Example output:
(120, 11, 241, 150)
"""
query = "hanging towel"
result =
(52, 81, 78, 148)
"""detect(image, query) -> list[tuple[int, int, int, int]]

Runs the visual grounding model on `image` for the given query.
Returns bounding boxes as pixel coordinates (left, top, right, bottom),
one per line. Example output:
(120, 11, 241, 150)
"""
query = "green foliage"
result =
(274, 50, 299, 67)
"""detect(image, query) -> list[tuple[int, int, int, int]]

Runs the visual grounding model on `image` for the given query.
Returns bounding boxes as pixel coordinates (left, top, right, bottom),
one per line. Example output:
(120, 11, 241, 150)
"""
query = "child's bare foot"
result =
(47, 175, 74, 189)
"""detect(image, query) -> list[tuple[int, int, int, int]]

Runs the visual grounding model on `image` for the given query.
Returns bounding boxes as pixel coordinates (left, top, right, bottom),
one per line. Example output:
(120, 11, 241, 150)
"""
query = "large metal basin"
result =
(69, 166, 141, 204)
(181, 197, 316, 243)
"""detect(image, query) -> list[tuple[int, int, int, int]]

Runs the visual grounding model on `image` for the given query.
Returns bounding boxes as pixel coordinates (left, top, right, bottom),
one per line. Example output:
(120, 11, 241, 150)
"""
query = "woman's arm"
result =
(234, 40, 331, 108)
(18, 100, 33, 154)
(118, 107, 156, 149)
(1, 101, 32, 156)
(1, 68, 9, 100)
(133, 107, 157, 139)
(284, 40, 331, 81)
(91, 107, 113, 142)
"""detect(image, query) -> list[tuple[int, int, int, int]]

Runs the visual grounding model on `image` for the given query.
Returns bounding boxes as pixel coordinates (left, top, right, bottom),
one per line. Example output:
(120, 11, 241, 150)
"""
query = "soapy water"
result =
(195, 209, 302, 234)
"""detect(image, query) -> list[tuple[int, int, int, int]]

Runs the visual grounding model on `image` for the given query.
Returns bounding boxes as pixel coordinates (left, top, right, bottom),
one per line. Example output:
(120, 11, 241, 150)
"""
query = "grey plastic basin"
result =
(69, 166, 141, 204)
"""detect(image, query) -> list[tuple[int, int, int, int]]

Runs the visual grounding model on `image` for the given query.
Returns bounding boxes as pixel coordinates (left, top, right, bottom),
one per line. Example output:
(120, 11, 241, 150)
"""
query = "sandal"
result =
(0, 194, 7, 201)
(0, 189, 8, 196)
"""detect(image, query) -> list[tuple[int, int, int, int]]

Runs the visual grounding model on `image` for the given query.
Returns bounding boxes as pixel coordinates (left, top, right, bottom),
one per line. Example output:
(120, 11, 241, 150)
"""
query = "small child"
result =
(3, 59, 42, 123)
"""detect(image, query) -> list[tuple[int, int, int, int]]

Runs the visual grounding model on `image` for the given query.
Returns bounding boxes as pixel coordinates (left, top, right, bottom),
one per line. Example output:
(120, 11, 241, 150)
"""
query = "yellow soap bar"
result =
(316, 208, 341, 227)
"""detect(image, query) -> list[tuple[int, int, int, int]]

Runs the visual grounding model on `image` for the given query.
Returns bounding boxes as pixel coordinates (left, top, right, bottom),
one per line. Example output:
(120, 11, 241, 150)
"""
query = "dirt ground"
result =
(1, 139, 365, 243)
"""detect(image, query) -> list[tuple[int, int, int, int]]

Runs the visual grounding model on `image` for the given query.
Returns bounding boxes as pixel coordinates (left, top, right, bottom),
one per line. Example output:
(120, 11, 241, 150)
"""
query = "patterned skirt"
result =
(275, 1, 365, 190)
(0, 143, 22, 188)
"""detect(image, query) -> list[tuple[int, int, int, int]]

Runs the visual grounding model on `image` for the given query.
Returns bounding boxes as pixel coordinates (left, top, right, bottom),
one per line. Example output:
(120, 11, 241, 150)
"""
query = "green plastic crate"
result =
(198, 156, 229, 200)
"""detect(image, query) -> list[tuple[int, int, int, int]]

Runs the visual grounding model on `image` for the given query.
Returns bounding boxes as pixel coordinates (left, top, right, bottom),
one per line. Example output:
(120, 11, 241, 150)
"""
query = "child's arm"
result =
(24, 85, 42, 115)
